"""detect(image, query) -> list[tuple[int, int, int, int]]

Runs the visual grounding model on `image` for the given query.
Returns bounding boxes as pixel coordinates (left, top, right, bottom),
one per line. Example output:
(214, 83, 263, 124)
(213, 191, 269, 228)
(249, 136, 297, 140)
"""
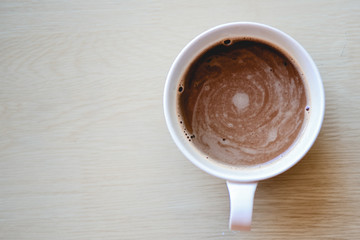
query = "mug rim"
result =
(164, 22, 325, 182)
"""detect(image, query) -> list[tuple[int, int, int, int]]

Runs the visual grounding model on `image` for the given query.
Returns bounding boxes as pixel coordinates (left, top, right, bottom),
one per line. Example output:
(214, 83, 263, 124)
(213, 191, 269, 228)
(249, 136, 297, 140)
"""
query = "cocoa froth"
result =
(178, 39, 307, 166)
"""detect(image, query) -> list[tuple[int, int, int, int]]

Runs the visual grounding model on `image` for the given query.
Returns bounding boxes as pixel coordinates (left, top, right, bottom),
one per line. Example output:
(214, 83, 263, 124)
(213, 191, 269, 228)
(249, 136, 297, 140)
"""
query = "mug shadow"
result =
(252, 126, 337, 232)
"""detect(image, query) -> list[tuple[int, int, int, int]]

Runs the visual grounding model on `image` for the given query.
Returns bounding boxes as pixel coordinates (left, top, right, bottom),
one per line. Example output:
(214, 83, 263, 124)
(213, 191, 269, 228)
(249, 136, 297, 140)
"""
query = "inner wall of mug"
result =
(164, 22, 324, 182)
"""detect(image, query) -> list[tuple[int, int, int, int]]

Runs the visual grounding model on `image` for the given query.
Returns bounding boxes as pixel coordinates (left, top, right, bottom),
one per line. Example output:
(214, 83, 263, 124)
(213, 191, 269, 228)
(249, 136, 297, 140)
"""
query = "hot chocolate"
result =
(177, 39, 308, 166)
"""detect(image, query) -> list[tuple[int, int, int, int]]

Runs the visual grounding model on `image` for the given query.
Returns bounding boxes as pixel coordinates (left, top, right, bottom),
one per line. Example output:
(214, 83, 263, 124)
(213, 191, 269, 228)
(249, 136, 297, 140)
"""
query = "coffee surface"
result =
(178, 39, 307, 166)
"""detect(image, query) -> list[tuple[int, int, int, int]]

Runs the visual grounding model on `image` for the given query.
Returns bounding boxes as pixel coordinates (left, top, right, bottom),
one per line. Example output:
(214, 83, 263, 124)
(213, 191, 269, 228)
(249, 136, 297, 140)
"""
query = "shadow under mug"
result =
(163, 22, 325, 231)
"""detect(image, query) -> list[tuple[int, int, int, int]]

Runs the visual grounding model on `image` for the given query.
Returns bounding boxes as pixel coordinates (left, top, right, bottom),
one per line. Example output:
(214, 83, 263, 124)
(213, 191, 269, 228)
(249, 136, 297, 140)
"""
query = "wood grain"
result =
(1, 0, 360, 239)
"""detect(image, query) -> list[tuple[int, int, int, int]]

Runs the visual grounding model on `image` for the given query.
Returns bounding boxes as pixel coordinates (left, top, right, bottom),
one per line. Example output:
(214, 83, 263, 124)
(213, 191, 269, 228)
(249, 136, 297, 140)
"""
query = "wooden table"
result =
(1, 1, 359, 239)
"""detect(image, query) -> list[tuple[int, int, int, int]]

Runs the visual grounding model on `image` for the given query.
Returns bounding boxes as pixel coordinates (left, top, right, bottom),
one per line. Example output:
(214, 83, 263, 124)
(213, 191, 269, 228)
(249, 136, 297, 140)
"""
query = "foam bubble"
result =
(223, 39, 231, 45)
(232, 92, 249, 111)
(267, 127, 278, 144)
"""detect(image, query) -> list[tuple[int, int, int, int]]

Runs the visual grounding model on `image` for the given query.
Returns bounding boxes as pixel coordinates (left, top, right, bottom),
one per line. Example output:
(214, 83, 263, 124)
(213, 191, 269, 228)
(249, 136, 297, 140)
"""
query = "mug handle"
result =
(226, 181, 258, 231)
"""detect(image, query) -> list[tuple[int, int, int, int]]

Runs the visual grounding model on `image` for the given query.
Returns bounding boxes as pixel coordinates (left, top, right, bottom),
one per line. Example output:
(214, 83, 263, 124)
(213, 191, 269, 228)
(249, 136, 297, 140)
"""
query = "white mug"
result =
(163, 22, 325, 231)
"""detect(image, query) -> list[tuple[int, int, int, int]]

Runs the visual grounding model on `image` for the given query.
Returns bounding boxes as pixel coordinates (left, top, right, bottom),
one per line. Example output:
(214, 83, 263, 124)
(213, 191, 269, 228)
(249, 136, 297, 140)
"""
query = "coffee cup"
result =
(163, 22, 324, 231)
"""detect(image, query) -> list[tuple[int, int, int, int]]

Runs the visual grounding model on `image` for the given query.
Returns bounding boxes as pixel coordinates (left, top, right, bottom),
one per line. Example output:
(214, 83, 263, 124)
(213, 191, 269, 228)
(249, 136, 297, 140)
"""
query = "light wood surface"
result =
(1, 1, 360, 239)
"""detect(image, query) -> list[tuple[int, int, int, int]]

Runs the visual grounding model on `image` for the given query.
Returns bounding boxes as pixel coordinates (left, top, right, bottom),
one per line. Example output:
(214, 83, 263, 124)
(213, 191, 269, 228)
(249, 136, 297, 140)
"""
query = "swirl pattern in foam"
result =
(178, 39, 307, 166)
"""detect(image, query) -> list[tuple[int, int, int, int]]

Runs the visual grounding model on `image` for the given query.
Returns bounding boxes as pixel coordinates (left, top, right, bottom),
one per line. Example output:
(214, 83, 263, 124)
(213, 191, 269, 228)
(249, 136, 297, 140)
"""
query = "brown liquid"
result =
(177, 39, 308, 166)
